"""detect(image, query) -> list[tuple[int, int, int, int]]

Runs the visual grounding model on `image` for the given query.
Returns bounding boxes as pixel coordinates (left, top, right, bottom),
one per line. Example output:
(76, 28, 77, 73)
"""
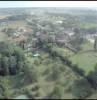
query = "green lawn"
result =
(81, 41, 93, 51)
(70, 41, 97, 75)
(70, 51, 97, 74)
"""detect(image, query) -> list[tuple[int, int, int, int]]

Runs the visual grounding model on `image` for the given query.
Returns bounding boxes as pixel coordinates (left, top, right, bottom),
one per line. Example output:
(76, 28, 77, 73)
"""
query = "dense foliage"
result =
(0, 41, 25, 76)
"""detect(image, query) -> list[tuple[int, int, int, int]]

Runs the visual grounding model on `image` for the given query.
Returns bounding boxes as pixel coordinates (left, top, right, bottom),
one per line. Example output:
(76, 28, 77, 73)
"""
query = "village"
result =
(0, 7, 97, 99)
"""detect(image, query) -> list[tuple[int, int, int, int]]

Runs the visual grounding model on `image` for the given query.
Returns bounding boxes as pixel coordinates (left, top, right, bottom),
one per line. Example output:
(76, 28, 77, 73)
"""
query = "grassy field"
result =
(50, 43, 97, 74)
(70, 51, 97, 74)
(69, 41, 97, 75)
(80, 41, 93, 51)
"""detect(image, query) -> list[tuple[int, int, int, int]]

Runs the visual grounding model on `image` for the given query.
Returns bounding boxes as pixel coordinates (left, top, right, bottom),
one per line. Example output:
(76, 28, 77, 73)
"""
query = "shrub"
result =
(71, 79, 92, 99)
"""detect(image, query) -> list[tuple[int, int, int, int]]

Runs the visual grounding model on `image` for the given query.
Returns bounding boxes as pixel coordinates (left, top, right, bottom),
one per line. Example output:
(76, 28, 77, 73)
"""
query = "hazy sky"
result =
(0, 1, 97, 8)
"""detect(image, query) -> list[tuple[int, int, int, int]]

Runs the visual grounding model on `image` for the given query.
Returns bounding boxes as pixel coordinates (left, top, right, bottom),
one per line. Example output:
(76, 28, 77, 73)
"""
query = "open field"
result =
(81, 41, 93, 51)
(70, 51, 97, 74)
(49, 42, 97, 75)
(69, 41, 97, 74)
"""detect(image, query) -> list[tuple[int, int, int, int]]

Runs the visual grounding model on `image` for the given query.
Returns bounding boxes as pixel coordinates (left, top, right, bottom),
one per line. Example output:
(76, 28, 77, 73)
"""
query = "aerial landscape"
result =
(0, 2, 97, 99)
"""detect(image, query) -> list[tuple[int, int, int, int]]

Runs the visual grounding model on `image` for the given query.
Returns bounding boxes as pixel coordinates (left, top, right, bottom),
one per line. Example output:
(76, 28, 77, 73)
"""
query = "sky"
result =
(0, 1, 97, 8)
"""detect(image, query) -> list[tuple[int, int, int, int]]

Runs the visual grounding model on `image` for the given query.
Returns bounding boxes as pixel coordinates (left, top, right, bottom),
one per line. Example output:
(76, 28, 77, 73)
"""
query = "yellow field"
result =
(0, 14, 11, 19)
(7, 21, 27, 29)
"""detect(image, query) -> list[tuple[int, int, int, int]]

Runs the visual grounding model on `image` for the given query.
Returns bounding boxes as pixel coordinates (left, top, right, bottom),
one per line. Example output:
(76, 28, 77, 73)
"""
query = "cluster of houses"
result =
(0, 13, 77, 54)
(85, 32, 97, 43)
(35, 29, 74, 44)
(1, 12, 96, 55)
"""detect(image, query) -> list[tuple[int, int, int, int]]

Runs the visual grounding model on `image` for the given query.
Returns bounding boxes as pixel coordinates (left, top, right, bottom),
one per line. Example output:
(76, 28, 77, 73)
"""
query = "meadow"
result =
(70, 41, 97, 74)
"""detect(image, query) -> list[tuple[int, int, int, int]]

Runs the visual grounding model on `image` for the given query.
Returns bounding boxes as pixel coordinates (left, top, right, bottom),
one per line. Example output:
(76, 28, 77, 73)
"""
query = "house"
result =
(55, 33, 70, 43)
(18, 27, 26, 33)
(85, 32, 97, 43)
(33, 53, 40, 57)
(36, 32, 41, 37)
(13, 32, 21, 37)
(55, 20, 63, 24)
(23, 27, 34, 37)
(67, 32, 75, 36)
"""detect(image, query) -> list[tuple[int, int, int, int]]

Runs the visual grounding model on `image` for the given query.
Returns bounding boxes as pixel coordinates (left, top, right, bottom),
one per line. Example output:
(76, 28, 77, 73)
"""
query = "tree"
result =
(0, 41, 26, 76)
(49, 85, 63, 99)
(87, 70, 97, 89)
(94, 36, 97, 51)
(50, 64, 61, 81)
(5, 28, 14, 37)
(0, 78, 12, 99)
(87, 28, 97, 34)
(16, 61, 24, 72)
(65, 58, 72, 66)
(70, 28, 84, 51)
(0, 42, 14, 56)
(9, 56, 17, 75)
(23, 63, 38, 84)
(73, 28, 80, 34)
(72, 64, 85, 76)
(71, 79, 92, 99)
(1, 56, 9, 75)
(94, 63, 97, 72)
(34, 59, 40, 66)
(0, 54, 2, 74)
(14, 47, 25, 62)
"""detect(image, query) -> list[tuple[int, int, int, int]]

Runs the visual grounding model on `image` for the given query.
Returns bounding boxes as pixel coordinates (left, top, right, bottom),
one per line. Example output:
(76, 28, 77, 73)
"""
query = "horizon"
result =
(0, 1, 96, 9)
